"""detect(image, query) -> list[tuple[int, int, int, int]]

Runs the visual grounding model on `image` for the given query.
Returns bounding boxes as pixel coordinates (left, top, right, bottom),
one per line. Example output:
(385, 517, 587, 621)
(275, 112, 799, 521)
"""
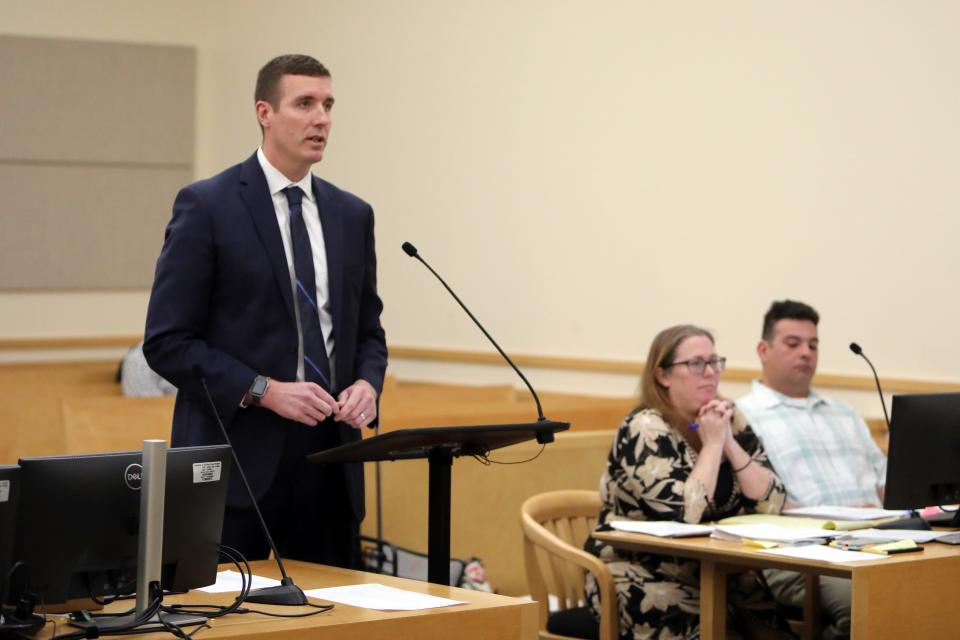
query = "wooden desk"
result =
(37, 560, 537, 639)
(594, 531, 960, 640)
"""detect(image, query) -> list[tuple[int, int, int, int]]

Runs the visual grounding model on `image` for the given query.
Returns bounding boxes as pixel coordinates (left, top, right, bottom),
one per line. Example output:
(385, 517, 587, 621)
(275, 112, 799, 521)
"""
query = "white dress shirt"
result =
(256, 148, 336, 386)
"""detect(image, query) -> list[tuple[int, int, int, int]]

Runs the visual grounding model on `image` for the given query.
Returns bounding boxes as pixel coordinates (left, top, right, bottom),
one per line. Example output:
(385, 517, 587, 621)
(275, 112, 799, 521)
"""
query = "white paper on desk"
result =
(196, 570, 281, 593)
(840, 528, 948, 544)
(713, 524, 838, 543)
(759, 544, 887, 563)
(304, 583, 465, 611)
(609, 521, 714, 537)
(783, 506, 910, 521)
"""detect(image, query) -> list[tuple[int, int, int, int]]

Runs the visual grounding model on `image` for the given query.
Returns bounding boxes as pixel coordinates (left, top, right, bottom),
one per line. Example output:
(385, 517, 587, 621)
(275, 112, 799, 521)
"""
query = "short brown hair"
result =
(255, 54, 331, 108)
(638, 324, 715, 431)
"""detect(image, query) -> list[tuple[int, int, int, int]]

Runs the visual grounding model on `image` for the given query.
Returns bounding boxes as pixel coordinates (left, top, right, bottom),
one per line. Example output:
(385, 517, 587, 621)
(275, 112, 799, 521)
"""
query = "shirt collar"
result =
(256, 147, 315, 203)
(750, 380, 826, 410)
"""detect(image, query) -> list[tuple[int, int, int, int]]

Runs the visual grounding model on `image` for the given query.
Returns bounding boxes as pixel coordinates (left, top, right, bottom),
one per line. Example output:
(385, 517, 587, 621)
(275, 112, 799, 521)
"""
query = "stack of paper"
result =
(718, 513, 831, 529)
(712, 524, 838, 545)
(835, 528, 948, 544)
(759, 544, 886, 563)
(609, 520, 714, 537)
(782, 506, 910, 521)
(197, 570, 281, 593)
(719, 511, 892, 532)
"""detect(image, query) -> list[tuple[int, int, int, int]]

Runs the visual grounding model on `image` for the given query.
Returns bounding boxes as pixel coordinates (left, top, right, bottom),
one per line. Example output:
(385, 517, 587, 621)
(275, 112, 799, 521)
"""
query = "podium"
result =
(308, 421, 569, 585)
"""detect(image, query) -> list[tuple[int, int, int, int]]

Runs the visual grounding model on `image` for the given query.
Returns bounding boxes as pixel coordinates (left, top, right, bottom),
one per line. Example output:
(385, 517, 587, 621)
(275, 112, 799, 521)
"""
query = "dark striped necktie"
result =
(283, 185, 332, 391)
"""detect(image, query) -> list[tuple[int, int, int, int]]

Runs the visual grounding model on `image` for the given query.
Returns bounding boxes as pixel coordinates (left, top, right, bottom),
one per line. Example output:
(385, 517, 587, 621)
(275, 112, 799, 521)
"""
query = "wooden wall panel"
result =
(0, 164, 190, 288)
(0, 35, 194, 164)
(0, 35, 194, 289)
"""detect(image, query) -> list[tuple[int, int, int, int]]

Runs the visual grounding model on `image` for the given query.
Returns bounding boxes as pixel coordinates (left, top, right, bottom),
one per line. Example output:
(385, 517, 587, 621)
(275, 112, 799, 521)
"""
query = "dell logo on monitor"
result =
(124, 463, 143, 490)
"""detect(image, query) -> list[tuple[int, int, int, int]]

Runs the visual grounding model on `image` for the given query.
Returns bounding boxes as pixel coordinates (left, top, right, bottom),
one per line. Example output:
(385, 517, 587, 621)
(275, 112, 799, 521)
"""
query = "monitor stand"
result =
(70, 608, 207, 633)
(70, 440, 207, 633)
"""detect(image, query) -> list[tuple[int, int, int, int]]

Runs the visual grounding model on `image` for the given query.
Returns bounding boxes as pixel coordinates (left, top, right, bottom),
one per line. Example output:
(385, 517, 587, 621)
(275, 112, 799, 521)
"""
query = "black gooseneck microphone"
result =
(193, 366, 308, 606)
(849, 342, 891, 430)
(401, 241, 546, 422)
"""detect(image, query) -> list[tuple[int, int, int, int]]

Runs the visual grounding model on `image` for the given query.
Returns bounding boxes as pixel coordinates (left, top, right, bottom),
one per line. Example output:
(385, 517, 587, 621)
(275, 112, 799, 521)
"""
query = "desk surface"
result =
(36, 560, 537, 640)
(595, 530, 960, 640)
(593, 529, 960, 577)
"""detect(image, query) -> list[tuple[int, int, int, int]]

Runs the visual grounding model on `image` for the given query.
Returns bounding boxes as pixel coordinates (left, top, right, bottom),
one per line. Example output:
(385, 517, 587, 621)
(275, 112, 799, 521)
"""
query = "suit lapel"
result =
(313, 176, 344, 347)
(237, 154, 296, 323)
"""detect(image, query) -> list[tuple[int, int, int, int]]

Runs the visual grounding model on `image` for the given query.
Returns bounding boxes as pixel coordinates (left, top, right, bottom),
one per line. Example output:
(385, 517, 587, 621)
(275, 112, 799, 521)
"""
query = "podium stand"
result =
(308, 421, 569, 585)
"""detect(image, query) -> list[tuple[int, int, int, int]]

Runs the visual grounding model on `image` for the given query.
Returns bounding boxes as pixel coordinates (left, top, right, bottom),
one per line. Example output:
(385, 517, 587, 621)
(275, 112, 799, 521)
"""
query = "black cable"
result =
(161, 545, 333, 620)
(53, 589, 166, 639)
(472, 443, 547, 465)
(157, 612, 209, 640)
(217, 546, 333, 617)
(189, 546, 333, 619)
(161, 546, 251, 619)
(238, 603, 334, 618)
(86, 571, 136, 607)
(53, 545, 335, 637)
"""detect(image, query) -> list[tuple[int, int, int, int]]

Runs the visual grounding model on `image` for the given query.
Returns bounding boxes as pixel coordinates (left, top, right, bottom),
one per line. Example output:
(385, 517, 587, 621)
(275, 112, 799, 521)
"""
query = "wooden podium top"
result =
(36, 560, 538, 640)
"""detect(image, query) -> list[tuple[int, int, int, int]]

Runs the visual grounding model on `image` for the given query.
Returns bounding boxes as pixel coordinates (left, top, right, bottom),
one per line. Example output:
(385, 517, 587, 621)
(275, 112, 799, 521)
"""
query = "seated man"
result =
(738, 299, 886, 640)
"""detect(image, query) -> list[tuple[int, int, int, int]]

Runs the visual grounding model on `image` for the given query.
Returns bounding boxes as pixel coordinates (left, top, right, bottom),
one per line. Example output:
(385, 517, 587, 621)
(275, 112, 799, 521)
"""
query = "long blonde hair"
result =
(637, 324, 715, 431)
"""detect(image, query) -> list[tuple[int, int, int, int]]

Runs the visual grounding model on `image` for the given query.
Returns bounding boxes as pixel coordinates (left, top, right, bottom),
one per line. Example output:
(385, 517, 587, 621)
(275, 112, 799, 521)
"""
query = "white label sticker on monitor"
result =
(192, 461, 222, 483)
(0, 480, 8, 502)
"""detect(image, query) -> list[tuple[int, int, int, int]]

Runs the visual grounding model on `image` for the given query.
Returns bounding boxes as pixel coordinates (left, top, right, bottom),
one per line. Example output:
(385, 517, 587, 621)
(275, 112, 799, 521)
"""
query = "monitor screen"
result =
(884, 392, 960, 510)
(0, 465, 19, 606)
(13, 445, 231, 606)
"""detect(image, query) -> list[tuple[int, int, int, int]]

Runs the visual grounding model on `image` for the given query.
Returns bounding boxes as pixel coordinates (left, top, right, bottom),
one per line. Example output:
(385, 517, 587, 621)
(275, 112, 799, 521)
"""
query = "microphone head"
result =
(191, 364, 205, 379)
(401, 241, 418, 257)
(849, 342, 863, 355)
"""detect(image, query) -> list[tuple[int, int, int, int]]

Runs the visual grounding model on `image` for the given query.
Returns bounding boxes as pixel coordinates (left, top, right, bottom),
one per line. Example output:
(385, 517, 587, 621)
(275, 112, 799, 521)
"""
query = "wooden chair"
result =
(520, 490, 617, 640)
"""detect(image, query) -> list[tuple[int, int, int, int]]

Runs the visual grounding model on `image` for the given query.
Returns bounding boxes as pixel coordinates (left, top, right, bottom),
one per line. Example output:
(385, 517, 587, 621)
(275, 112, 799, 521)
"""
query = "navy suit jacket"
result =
(144, 153, 387, 520)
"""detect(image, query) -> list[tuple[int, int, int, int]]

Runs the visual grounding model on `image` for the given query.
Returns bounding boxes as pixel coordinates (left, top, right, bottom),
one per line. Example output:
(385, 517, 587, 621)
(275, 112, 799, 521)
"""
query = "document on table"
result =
(782, 506, 910, 521)
(303, 583, 466, 610)
(712, 524, 838, 544)
(839, 528, 949, 544)
(609, 520, 714, 537)
(719, 513, 833, 529)
(759, 544, 888, 563)
(196, 570, 281, 593)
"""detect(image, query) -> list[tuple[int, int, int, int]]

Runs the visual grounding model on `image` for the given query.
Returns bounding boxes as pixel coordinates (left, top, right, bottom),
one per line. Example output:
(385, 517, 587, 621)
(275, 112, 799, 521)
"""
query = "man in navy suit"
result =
(144, 55, 387, 568)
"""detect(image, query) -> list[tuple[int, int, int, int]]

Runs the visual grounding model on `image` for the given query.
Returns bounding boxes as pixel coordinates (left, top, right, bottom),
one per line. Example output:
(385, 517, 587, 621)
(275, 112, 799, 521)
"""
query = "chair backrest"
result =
(520, 490, 617, 640)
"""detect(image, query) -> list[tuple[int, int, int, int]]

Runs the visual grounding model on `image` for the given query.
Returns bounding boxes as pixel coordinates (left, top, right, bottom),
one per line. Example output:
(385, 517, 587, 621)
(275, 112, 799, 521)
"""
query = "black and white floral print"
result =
(585, 408, 790, 639)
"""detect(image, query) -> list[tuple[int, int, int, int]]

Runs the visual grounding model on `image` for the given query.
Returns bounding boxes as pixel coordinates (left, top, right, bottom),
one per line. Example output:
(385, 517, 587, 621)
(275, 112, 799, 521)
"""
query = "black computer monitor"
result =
(13, 445, 231, 606)
(884, 392, 960, 521)
(0, 466, 20, 606)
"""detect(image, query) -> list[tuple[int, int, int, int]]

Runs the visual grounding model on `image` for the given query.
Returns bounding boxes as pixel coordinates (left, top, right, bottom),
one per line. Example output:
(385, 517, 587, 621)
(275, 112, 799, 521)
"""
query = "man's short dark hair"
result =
(255, 54, 330, 108)
(761, 299, 820, 341)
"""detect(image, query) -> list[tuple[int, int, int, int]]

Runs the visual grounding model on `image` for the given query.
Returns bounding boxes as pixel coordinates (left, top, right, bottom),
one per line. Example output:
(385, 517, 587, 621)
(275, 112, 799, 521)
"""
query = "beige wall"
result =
(1, 1, 958, 413)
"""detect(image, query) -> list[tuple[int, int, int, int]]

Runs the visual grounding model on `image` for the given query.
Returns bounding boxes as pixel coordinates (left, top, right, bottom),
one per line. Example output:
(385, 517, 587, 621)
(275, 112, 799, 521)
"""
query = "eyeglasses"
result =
(663, 357, 727, 375)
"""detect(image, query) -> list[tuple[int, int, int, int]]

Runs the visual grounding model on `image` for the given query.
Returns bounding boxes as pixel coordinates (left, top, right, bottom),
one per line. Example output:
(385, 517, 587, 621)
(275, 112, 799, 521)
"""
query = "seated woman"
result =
(585, 325, 792, 639)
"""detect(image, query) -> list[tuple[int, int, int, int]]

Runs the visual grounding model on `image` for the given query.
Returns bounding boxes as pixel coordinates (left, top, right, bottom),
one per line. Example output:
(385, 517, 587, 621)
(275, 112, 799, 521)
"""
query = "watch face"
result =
(252, 376, 268, 396)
